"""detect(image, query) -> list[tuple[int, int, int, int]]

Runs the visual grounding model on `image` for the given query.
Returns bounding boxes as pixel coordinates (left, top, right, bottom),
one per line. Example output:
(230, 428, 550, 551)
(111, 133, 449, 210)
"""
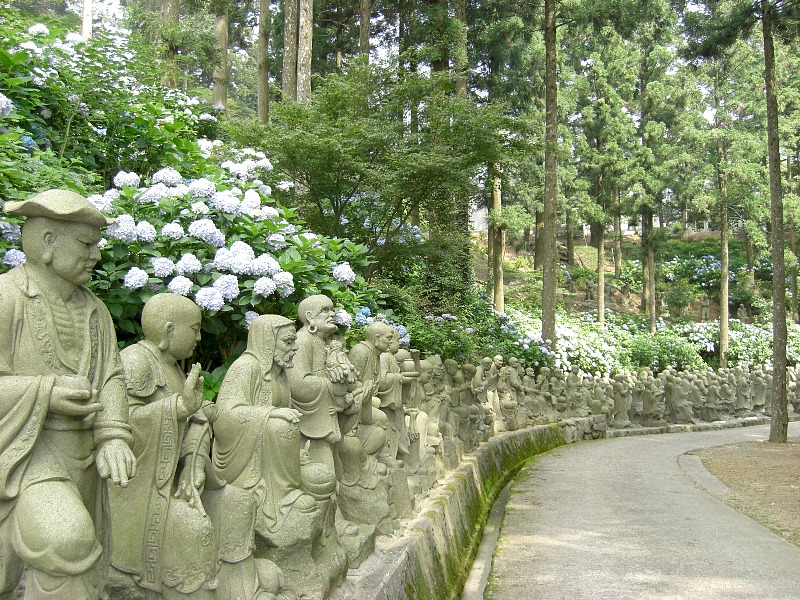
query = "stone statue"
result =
(213, 314, 343, 599)
(0, 190, 136, 599)
(700, 297, 710, 321)
(472, 357, 495, 436)
(288, 295, 360, 476)
(106, 294, 217, 599)
(376, 325, 417, 465)
(736, 304, 749, 322)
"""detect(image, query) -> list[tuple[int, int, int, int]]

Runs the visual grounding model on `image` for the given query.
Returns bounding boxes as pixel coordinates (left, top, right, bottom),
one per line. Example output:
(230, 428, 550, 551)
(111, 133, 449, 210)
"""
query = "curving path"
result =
(483, 422, 800, 600)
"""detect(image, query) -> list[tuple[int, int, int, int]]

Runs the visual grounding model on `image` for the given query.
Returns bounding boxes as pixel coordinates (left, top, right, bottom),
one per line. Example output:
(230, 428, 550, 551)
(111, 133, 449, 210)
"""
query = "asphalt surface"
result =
(482, 422, 800, 600)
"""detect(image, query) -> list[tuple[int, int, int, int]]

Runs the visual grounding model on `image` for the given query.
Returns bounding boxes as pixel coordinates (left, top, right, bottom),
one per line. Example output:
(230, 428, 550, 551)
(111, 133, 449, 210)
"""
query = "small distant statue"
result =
(584, 279, 596, 302)
(700, 297, 710, 321)
(737, 304, 749, 323)
(0, 190, 137, 599)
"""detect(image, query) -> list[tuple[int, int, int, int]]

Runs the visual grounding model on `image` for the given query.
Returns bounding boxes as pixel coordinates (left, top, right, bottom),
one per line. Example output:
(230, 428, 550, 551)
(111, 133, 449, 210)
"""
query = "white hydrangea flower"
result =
(106, 214, 137, 243)
(27, 23, 50, 36)
(251, 253, 281, 276)
(276, 180, 294, 192)
(253, 276, 277, 297)
(230, 241, 255, 260)
(197, 140, 213, 158)
(167, 275, 193, 296)
(332, 262, 357, 286)
(195, 287, 224, 311)
(113, 171, 141, 188)
(210, 190, 241, 214)
(334, 309, 352, 328)
(259, 184, 272, 197)
(97, 238, 108, 249)
(151, 167, 182, 186)
(136, 221, 157, 242)
(161, 222, 184, 240)
(188, 219, 225, 247)
(65, 32, 85, 44)
(244, 310, 259, 329)
(0, 93, 14, 118)
(3, 249, 26, 267)
(86, 194, 113, 213)
(190, 201, 210, 215)
(123, 267, 149, 289)
(198, 113, 218, 122)
(273, 271, 295, 298)
(138, 182, 171, 204)
(267, 233, 286, 249)
(150, 257, 176, 278)
(213, 274, 240, 301)
(189, 178, 216, 198)
(176, 254, 203, 275)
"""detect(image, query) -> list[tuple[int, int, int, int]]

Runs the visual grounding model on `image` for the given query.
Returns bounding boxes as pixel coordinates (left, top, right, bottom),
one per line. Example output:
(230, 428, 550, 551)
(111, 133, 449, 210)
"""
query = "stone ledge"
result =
(607, 414, 800, 438)
(334, 416, 606, 600)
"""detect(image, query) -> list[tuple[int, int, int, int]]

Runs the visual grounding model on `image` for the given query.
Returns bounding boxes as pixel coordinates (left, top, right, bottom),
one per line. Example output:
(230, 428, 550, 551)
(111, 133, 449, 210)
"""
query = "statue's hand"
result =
(177, 364, 204, 420)
(272, 407, 301, 423)
(96, 438, 136, 487)
(401, 372, 420, 383)
(175, 457, 207, 515)
(51, 375, 104, 417)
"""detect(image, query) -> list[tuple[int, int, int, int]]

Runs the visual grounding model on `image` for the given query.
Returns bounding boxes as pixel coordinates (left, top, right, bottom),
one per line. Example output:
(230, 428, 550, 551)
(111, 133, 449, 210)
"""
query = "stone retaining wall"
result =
(336, 416, 607, 600)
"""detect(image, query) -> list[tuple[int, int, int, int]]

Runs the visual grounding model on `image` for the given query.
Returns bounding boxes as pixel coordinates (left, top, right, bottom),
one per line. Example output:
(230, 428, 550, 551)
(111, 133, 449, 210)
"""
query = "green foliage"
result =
(0, 9, 214, 190)
(627, 331, 706, 373)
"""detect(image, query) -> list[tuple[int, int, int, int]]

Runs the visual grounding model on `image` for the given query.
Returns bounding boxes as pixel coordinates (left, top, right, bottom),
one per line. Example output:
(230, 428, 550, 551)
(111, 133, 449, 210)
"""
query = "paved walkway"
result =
(483, 422, 800, 600)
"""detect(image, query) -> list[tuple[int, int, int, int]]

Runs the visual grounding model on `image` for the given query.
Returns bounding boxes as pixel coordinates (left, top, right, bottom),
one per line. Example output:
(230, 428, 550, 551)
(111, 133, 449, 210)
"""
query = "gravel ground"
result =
(692, 437, 800, 547)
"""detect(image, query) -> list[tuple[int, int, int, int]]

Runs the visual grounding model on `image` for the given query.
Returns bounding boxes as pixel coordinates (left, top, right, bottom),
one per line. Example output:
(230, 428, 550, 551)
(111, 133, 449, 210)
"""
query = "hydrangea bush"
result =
(0, 162, 378, 384)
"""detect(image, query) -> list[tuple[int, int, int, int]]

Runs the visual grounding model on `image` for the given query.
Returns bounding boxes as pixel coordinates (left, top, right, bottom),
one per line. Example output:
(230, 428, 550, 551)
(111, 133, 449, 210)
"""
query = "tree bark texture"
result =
(455, 0, 468, 98)
(212, 6, 229, 110)
(82, 0, 92, 39)
(159, 0, 179, 86)
(257, 0, 271, 124)
(613, 190, 622, 278)
(296, 0, 313, 101)
(359, 0, 371, 58)
(762, 0, 787, 443)
(641, 207, 656, 333)
(597, 223, 605, 327)
(565, 209, 574, 267)
(541, 0, 558, 349)
(282, 0, 298, 101)
(491, 164, 504, 313)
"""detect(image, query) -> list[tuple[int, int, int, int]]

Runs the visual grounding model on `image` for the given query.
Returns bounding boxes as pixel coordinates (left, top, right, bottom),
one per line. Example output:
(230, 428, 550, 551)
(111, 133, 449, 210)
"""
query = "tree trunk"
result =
(792, 218, 798, 323)
(491, 164, 504, 313)
(82, 0, 93, 39)
(719, 183, 729, 369)
(746, 231, 755, 284)
(613, 190, 622, 278)
(282, 0, 298, 101)
(541, 0, 557, 349)
(762, 0, 787, 443)
(597, 223, 605, 327)
(296, 0, 313, 101)
(455, 0, 468, 98)
(534, 210, 544, 270)
(641, 206, 656, 333)
(257, 0, 271, 124)
(159, 0, 180, 86)
(212, 6, 229, 110)
(565, 209, 575, 267)
(359, 0, 371, 58)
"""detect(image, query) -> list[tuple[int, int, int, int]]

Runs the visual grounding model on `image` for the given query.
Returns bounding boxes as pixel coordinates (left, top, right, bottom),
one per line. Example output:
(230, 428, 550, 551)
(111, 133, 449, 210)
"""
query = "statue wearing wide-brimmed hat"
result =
(0, 189, 136, 599)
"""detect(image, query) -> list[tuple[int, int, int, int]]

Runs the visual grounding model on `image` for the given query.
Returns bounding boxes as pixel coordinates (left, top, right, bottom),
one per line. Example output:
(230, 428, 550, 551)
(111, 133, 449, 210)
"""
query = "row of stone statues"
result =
(0, 189, 792, 600)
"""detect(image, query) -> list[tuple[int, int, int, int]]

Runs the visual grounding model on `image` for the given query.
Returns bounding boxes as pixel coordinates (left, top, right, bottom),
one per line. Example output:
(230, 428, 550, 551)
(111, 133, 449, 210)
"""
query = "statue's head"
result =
(365, 321, 390, 353)
(10, 189, 112, 287)
(462, 363, 476, 377)
(481, 356, 492, 369)
(142, 293, 202, 360)
(297, 294, 337, 337)
(492, 355, 504, 367)
(508, 357, 519, 368)
(526, 367, 535, 376)
(247, 314, 297, 369)
(385, 326, 400, 354)
(443, 358, 458, 376)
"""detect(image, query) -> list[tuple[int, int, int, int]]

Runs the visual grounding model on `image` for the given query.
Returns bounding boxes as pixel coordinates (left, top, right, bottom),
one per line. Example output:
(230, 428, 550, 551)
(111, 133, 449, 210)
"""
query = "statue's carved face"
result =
(274, 326, 298, 366)
(305, 299, 337, 336)
(374, 331, 390, 353)
(48, 222, 103, 286)
(388, 330, 399, 354)
(167, 311, 202, 360)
